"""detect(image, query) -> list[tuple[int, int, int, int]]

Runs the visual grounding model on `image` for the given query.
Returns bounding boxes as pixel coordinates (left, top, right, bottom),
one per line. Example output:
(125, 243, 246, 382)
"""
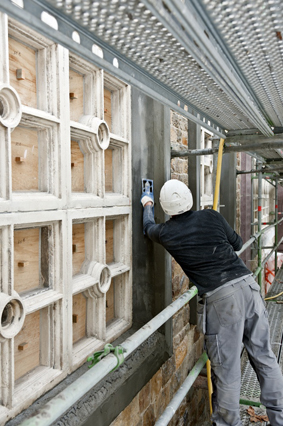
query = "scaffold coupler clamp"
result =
(87, 343, 127, 371)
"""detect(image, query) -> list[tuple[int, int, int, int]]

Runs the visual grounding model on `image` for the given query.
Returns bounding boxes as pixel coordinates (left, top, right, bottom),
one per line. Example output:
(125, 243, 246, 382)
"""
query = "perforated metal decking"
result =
(240, 267, 283, 425)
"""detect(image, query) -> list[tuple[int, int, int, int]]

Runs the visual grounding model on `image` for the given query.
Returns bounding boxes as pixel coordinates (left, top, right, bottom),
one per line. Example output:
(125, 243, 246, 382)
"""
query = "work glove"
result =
(141, 179, 154, 207)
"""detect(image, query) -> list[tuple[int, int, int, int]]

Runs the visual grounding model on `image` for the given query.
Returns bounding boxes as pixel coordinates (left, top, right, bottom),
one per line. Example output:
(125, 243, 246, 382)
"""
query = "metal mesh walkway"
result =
(240, 267, 283, 425)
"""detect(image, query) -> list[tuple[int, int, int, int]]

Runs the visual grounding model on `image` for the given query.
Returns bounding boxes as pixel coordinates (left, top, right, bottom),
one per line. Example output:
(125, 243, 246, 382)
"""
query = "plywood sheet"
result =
(105, 220, 114, 264)
(106, 280, 115, 324)
(71, 140, 85, 192)
(9, 37, 37, 109)
(72, 293, 87, 344)
(72, 223, 85, 276)
(11, 127, 39, 192)
(14, 310, 40, 381)
(104, 88, 112, 131)
(14, 228, 40, 294)
(69, 69, 84, 122)
(105, 149, 113, 192)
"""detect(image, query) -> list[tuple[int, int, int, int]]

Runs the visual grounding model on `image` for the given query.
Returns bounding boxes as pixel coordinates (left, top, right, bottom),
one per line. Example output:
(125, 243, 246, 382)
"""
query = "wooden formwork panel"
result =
(11, 127, 39, 192)
(104, 88, 112, 131)
(106, 279, 114, 324)
(9, 37, 37, 109)
(69, 69, 84, 122)
(14, 228, 40, 294)
(105, 149, 113, 192)
(14, 310, 40, 381)
(105, 220, 114, 264)
(72, 292, 87, 344)
(71, 140, 84, 192)
(72, 223, 85, 276)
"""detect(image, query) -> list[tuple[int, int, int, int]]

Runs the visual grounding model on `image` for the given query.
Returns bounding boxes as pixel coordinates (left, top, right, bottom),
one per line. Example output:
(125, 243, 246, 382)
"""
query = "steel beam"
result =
(144, 0, 273, 136)
(0, 0, 226, 138)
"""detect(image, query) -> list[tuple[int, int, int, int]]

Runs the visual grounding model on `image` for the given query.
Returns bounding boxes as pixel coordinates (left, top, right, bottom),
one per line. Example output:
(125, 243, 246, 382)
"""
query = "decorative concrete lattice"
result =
(0, 13, 132, 423)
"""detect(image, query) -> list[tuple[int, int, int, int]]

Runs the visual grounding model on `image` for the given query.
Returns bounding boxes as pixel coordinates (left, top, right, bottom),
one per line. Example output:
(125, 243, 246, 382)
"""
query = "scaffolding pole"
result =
(257, 161, 263, 289)
(275, 179, 278, 273)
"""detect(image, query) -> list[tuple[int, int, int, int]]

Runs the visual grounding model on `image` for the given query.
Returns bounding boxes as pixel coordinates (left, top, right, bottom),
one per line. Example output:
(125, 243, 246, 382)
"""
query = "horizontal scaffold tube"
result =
(236, 217, 283, 256)
(20, 287, 198, 426)
(155, 352, 208, 426)
(171, 140, 283, 158)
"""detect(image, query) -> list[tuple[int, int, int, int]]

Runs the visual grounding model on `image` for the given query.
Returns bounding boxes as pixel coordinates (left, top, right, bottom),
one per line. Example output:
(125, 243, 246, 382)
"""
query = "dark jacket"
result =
(143, 206, 251, 296)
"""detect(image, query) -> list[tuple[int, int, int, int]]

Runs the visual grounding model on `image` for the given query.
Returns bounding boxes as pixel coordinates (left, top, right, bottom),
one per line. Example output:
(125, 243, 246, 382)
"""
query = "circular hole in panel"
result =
(99, 267, 111, 292)
(98, 122, 110, 149)
(1, 303, 14, 328)
(0, 99, 4, 117)
(113, 58, 119, 68)
(72, 31, 81, 44)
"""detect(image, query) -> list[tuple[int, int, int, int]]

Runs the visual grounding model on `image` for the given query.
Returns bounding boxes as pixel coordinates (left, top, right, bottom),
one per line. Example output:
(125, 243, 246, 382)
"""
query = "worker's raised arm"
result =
(142, 203, 163, 243)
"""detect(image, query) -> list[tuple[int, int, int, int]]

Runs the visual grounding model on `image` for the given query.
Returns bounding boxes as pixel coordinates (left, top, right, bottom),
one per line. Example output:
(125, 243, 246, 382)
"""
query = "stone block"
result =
(142, 404, 155, 426)
(117, 393, 141, 426)
(139, 381, 151, 413)
(162, 356, 176, 387)
(175, 336, 188, 369)
(173, 309, 184, 336)
(151, 369, 162, 403)
(154, 387, 167, 419)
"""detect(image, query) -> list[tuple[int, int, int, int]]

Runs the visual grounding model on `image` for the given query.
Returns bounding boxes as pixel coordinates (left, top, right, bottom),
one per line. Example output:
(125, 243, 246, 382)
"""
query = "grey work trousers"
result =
(204, 276, 283, 426)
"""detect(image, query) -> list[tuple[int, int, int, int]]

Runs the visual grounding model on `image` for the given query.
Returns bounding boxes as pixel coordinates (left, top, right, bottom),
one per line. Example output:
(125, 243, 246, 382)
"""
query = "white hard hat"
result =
(159, 180, 193, 215)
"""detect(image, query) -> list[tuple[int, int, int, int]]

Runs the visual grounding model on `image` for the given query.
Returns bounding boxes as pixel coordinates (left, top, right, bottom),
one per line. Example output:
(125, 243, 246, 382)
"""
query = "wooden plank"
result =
(106, 279, 115, 324)
(71, 140, 85, 192)
(9, 37, 37, 109)
(104, 88, 112, 131)
(105, 220, 114, 264)
(72, 223, 85, 276)
(14, 228, 40, 294)
(11, 126, 39, 192)
(72, 293, 86, 344)
(105, 149, 113, 192)
(69, 69, 84, 122)
(14, 311, 40, 381)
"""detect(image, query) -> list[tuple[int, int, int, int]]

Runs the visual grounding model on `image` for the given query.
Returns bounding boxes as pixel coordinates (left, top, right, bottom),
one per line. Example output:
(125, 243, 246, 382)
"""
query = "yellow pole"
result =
(207, 138, 225, 415)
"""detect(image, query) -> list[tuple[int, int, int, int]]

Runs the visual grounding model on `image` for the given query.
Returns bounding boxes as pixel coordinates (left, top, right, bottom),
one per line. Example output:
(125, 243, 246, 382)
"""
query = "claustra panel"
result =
(104, 88, 112, 131)
(106, 280, 114, 324)
(72, 223, 85, 275)
(69, 69, 84, 122)
(105, 220, 114, 264)
(14, 228, 40, 294)
(14, 311, 40, 381)
(9, 37, 37, 109)
(71, 140, 85, 192)
(11, 127, 39, 191)
(72, 292, 87, 344)
(14, 226, 50, 294)
(105, 149, 113, 193)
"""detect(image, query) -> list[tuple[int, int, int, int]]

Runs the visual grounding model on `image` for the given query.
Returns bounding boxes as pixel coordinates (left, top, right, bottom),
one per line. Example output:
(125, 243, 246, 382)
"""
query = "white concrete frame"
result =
(0, 14, 132, 424)
(200, 128, 214, 210)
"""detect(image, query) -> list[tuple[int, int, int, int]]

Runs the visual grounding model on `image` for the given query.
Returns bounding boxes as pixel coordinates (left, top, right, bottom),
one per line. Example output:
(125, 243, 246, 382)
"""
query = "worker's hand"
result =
(141, 195, 154, 207)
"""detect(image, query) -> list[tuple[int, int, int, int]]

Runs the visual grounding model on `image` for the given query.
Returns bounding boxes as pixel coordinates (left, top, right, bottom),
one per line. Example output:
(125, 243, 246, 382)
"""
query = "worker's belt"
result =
(203, 275, 255, 304)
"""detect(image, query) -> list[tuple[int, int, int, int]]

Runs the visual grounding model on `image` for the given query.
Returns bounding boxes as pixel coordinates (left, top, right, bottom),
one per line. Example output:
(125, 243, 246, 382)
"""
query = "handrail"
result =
(19, 287, 198, 426)
(155, 352, 208, 425)
(236, 217, 283, 256)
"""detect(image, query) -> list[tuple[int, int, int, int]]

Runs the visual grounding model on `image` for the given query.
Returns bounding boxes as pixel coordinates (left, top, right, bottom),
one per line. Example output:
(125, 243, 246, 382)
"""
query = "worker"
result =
(141, 179, 283, 426)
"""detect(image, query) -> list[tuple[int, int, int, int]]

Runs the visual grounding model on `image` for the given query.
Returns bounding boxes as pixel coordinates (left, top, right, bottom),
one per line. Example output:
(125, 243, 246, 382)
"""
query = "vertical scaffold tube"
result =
(275, 179, 278, 273)
(257, 161, 262, 289)
(207, 138, 225, 415)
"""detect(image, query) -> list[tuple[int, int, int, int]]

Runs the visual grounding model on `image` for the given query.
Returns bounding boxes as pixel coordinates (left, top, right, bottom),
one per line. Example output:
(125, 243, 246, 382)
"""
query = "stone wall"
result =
(110, 111, 210, 426)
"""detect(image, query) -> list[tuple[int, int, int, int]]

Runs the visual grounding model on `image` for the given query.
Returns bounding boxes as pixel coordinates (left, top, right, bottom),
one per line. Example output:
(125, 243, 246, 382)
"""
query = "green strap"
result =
(87, 343, 126, 371)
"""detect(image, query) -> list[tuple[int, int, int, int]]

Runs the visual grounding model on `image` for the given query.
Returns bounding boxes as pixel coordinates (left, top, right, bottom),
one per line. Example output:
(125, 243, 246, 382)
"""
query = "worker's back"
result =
(145, 208, 251, 295)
